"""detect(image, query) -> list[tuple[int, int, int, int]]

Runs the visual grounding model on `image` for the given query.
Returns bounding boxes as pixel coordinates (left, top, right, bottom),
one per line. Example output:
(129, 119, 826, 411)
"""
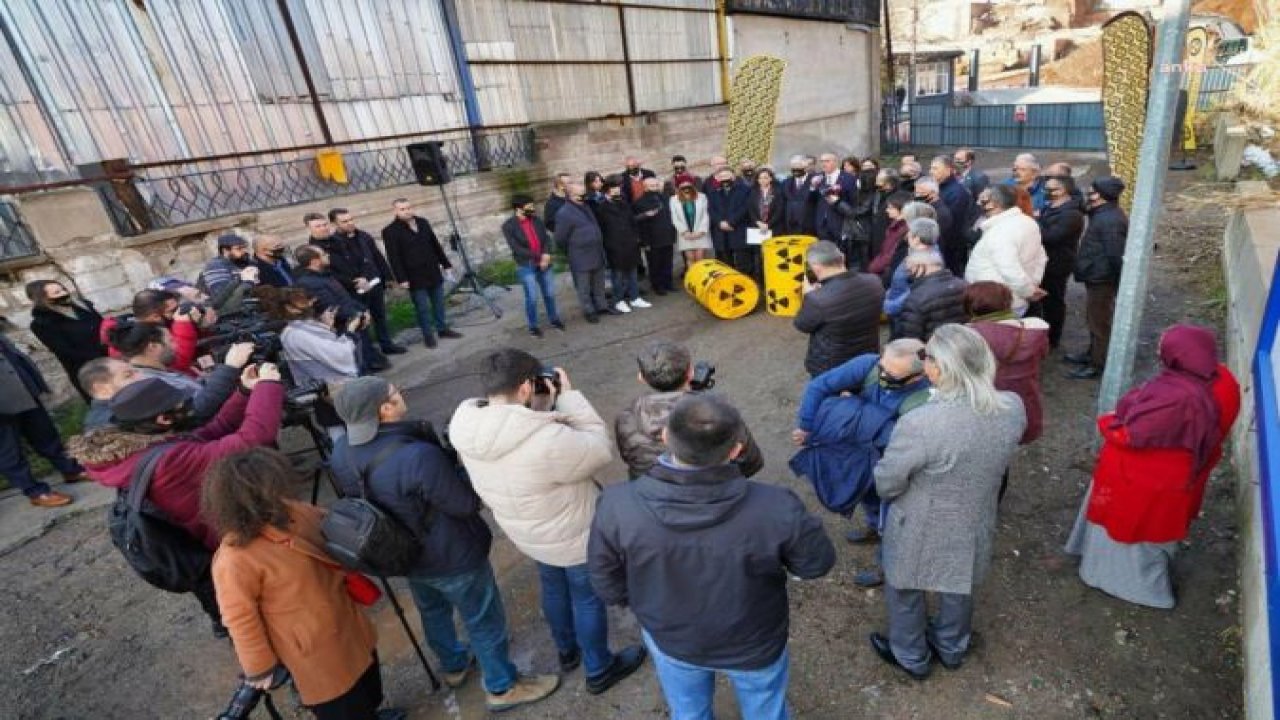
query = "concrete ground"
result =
(0, 150, 1244, 719)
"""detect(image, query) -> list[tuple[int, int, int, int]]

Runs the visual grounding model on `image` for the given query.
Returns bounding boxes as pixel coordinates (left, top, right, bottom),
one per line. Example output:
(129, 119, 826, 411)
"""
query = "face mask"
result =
(791, 169, 806, 178)
(269, 249, 287, 260)
(860, 170, 878, 186)
(231, 255, 251, 267)
(522, 208, 537, 217)
(879, 370, 919, 389)
(51, 295, 73, 306)
(673, 165, 686, 172)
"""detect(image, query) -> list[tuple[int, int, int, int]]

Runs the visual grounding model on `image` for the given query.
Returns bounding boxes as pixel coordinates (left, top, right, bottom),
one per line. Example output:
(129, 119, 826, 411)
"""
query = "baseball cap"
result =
(217, 233, 247, 249)
(334, 377, 392, 446)
(110, 377, 195, 423)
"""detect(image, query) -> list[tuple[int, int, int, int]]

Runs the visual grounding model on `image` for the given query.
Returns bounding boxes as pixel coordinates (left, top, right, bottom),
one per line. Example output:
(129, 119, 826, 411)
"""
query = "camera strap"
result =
(262, 694, 283, 720)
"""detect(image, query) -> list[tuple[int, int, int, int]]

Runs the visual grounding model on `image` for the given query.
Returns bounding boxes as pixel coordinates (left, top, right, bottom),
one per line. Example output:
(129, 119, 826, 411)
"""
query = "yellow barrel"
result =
(683, 259, 759, 319)
(762, 235, 817, 317)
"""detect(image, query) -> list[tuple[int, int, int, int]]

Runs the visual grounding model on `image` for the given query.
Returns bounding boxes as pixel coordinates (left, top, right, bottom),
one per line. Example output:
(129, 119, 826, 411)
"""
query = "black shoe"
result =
(439, 329, 464, 339)
(1065, 365, 1101, 380)
(604, 308, 623, 316)
(585, 314, 600, 324)
(585, 645, 647, 695)
(424, 334, 438, 349)
(381, 344, 408, 355)
(869, 633, 929, 680)
(559, 648, 581, 673)
(551, 320, 566, 331)
(925, 638, 963, 671)
(845, 527, 881, 545)
(1062, 351, 1092, 365)
(529, 327, 543, 338)
(211, 620, 230, 640)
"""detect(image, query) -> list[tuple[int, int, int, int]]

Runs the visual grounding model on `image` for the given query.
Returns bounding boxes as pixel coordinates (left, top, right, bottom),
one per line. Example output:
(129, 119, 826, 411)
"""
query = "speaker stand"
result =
(436, 184, 504, 320)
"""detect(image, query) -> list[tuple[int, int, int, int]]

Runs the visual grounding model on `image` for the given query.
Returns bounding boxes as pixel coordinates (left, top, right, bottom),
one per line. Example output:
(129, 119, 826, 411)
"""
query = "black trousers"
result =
(0, 405, 80, 497)
(310, 655, 383, 720)
(359, 286, 394, 349)
(193, 571, 222, 625)
(730, 246, 762, 284)
(1033, 261, 1073, 348)
(645, 245, 675, 292)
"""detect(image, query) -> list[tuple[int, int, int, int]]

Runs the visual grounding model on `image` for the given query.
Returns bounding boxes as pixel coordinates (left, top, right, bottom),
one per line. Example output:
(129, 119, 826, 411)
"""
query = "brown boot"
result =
(30, 491, 73, 508)
(485, 674, 560, 713)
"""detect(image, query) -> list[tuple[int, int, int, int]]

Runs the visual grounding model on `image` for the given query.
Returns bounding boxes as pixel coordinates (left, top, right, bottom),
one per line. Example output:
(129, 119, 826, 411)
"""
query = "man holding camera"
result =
(198, 234, 260, 314)
(590, 393, 835, 719)
(616, 341, 763, 480)
(69, 365, 286, 635)
(331, 378, 561, 712)
(450, 349, 647, 696)
(99, 289, 204, 376)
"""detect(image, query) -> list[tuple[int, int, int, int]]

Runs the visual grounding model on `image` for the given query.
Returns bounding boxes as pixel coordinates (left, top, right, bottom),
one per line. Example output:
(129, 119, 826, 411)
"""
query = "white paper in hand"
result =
(747, 228, 772, 245)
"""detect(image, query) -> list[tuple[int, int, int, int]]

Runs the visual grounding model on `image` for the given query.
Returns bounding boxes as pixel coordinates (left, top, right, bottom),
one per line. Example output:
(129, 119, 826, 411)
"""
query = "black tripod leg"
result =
(464, 272, 504, 319)
(377, 576, 441, 691)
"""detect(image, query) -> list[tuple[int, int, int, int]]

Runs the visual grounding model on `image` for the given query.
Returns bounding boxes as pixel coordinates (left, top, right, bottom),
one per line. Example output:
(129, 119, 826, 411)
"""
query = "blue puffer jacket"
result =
(331, 422, 492, 578)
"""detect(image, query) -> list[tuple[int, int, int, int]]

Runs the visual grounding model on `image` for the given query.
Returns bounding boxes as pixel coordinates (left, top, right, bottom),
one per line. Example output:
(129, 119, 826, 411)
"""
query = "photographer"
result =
(106, 320, 253, 426)
(330, 378, 560, 712)
(450, 349, 646, 696)
(100, 289, 203, 376)
(198, 235, 260, 314)
(615, 341, 763, 479)
(202, 448, 404, 720)
(294, 245, 385, 375)
(69, 368, 286, 635)
(78, 357, 139, 430)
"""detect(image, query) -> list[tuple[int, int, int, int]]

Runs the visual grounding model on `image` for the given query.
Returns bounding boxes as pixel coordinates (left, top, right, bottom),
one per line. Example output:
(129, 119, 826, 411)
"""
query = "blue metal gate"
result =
(892, 102, 1107, 151)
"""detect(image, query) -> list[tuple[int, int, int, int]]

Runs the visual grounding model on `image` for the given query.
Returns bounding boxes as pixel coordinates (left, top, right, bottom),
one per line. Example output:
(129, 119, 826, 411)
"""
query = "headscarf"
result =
(1112, 324, 1221, 469)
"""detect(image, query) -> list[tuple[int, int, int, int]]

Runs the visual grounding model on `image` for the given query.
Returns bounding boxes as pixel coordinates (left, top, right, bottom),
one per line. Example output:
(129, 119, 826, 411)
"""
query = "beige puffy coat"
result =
(449, 391, 614, 567)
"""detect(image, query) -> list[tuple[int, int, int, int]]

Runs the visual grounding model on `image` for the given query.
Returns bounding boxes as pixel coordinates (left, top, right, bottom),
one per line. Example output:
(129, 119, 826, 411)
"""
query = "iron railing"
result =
(727, 0, 880, 26)
(0, 199, 40, 262)
(108, 127, 535, 231)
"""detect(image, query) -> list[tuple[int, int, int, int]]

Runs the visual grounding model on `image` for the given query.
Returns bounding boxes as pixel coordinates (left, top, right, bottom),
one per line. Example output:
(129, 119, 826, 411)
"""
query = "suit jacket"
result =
(707, 182, 751, 250)
(593, 199, 643, 270)
(315, 231, 394, 294)
(813, 171, 858, 243)
(554, 202, 607, 273)
(251, 256, 295, 288)
(746, 186, 785, 234)
(294, 269, 366, 324)
(633, 192, 677, 249)
(381, 216, 452, 290)
(780, 175, 818, 235)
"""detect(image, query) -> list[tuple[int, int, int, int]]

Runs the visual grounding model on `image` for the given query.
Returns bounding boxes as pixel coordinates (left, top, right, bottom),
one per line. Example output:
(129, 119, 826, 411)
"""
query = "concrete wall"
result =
(731, 15, 881, 164)
(1221, 186, 1279, 720)
(1, 104, 730, 400)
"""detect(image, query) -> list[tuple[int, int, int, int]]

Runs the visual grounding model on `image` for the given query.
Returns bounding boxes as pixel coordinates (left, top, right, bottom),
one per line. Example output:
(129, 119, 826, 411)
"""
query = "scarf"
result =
(1112, 324, 1221, 469)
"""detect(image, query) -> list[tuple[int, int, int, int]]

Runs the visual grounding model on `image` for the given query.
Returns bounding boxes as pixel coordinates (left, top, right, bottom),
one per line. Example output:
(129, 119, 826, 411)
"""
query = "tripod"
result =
(435, 183, 504, 319)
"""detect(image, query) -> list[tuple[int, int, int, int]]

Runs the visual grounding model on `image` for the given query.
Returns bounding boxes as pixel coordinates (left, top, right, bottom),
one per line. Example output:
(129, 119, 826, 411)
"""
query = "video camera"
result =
(196, 298, 285, 367)
(690, 361, 716, 392)
(533, 366, 562, 395)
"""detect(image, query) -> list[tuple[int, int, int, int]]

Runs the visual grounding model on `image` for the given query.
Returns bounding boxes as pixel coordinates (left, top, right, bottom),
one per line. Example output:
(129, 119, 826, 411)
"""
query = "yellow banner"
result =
(1181, 27, 1210, 152)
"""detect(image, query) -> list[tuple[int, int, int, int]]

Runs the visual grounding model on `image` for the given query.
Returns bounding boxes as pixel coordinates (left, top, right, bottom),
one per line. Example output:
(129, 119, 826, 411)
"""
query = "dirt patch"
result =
(0, 153, 1245, 718)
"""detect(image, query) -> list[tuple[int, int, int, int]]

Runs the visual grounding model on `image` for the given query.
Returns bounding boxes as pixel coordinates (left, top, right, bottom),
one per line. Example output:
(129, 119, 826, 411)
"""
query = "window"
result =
(915, 61, 951, 97)
(222, 0, 332, 103)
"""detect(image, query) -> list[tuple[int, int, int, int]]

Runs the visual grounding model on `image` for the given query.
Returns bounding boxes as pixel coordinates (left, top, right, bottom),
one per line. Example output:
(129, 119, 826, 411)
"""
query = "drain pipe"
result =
(439, 0, 486, 167)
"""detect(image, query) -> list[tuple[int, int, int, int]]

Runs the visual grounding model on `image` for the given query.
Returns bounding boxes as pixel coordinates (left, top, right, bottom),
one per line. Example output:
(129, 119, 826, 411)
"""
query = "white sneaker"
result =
(614, 300, 632, 313)
(631, 297, 652, 309)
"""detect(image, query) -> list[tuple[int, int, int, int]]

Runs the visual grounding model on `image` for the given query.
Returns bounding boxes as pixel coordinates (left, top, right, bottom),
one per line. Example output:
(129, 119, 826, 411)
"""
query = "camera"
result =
(690, 361, 716, 392)
(218, 665, 291, 720)
(533, 366, 561, 395)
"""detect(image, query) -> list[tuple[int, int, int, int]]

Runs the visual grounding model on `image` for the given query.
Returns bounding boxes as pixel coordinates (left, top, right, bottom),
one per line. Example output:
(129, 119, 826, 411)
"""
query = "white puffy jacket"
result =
(448, 391, 614, 567)
(965, 207, 1047, 314)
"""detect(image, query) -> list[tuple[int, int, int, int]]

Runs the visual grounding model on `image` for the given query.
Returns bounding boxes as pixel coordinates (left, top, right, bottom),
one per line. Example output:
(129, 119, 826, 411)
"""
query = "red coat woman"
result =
(1065, 325, 1240, 608)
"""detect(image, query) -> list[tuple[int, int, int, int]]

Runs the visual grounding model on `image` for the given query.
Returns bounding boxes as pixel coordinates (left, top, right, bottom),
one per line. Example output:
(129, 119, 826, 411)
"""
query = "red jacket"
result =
(1086, 365, 1241, 543)
(100, 315, 201, 377)
(70, 382, 285, 549)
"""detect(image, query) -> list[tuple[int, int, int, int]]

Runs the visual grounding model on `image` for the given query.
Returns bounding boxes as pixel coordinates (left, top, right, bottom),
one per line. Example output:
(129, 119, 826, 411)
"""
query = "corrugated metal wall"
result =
(0, 0, 722, 185)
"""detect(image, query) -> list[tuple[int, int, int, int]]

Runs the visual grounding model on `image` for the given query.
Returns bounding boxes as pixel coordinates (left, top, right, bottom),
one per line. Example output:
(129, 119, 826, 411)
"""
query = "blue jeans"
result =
(408, 561, 519, 694)
(611, 268, 639, 302)
(536, 562, 614, 677)
(643, 630, 791, 720)
(409, 285, 448, 336)
(515, 265, 561, 330)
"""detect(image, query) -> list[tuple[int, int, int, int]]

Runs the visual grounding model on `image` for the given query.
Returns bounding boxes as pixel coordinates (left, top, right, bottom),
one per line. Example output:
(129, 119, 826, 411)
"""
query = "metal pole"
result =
(618, 5, 638, 116)
(439, 0, 487, 167)
(1097, 0, 1193, 414)
(275, 0, 333, 145)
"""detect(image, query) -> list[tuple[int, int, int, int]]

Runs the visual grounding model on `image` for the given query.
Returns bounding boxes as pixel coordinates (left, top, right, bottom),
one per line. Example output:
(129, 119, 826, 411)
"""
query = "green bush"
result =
(385, 297, 420, 336)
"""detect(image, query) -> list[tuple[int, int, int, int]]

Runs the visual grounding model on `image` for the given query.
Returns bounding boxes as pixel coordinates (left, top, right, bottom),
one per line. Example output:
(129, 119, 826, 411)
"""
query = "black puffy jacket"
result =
(896, 269, 969, 341)
(1073, 202, 1128, 286)
(1037, 198, 1086, 270)
(794, 271, 885, 376)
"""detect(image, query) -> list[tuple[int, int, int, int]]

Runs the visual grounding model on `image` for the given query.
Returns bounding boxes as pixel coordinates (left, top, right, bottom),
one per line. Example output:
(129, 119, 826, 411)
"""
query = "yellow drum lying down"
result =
(761, 235, 817, 317)
(683, 259, 759, 319)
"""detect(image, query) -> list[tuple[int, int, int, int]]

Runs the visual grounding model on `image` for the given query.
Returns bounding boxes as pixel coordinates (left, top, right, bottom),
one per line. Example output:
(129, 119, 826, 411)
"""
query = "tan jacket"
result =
(615, 391, 765, 479)
(449, 391, 614, 567)
(211, 502, 377, 705)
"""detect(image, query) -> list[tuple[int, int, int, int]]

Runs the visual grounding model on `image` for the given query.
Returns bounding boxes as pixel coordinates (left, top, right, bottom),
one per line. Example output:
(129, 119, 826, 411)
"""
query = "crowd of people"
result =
(0, 147, 1242, 719)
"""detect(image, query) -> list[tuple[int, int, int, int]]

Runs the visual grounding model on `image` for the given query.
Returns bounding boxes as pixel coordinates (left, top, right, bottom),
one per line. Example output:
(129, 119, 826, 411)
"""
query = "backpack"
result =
(107, 443, 213, 593)
(321, 439, 422, 577)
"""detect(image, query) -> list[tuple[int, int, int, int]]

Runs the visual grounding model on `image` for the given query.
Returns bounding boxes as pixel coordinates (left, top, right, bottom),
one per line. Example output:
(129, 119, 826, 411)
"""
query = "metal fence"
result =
(105, 126, 535, 231)
(901, 102, 1107, 151)
(1195, 64, 1255, 111)
(1251, 253, 1280, 720)
(727, 0, 880, 25)
(0, 198, 40, 261)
